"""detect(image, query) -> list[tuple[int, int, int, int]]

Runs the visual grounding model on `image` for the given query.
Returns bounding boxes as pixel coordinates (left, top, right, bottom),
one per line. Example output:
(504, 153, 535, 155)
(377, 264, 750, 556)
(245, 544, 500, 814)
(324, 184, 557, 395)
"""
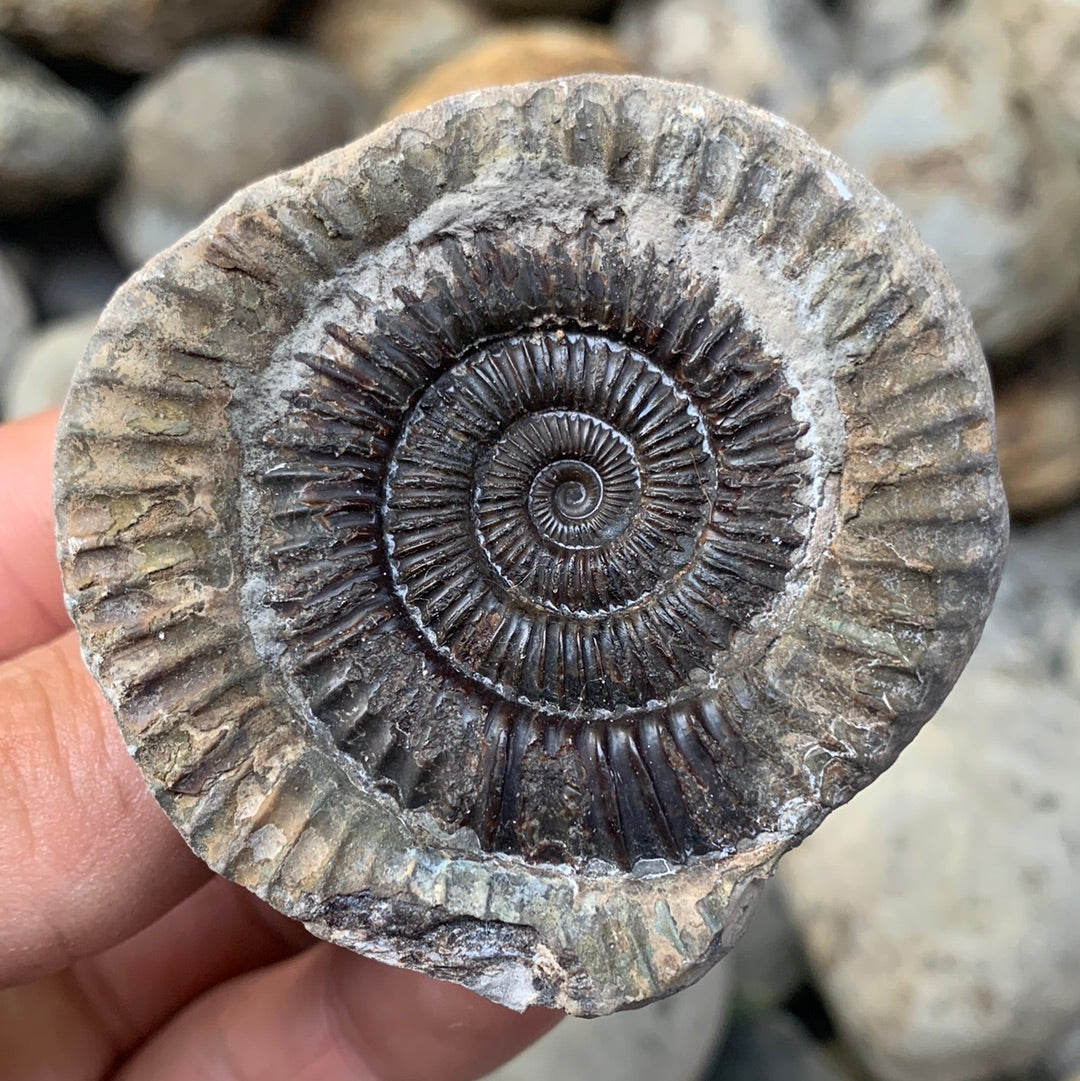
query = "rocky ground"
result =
(1, 1, 1077, 1079)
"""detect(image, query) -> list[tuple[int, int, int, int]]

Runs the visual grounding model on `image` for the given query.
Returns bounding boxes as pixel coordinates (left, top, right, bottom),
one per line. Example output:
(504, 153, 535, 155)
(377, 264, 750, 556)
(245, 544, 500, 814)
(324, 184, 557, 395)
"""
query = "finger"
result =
(0, 410, 70, 660)
(116, 944, 561, 1081)
(0, 631, 210, 987)
(0, 876, 313, 1081)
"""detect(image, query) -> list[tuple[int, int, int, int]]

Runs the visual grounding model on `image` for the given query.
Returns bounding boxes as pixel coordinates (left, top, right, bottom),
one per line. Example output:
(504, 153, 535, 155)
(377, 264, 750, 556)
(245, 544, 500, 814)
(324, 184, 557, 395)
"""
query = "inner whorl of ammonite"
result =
(260, 225, 815, 867)
(386, 330, 722, 714)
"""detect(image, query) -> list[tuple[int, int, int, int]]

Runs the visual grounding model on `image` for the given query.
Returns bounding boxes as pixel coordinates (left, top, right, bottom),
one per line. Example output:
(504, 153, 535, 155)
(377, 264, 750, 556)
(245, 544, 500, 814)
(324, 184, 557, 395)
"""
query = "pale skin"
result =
(0, 410, 560, 1081)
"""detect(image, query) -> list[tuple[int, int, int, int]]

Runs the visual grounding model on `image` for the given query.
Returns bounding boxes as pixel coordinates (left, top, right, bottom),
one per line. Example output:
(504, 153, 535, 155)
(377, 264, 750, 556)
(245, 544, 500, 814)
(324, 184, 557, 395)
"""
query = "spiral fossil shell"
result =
(55, 76, 1008, 1015)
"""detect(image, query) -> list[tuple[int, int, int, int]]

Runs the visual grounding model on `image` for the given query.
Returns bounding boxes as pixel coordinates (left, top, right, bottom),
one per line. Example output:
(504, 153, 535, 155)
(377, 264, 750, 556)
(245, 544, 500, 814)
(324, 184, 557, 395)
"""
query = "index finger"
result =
(0, 410, 71, 660)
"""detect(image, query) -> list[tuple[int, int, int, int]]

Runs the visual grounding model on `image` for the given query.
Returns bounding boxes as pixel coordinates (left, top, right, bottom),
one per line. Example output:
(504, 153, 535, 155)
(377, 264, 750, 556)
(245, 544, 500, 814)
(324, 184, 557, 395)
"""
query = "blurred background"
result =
(0, 1, 1077, 1079)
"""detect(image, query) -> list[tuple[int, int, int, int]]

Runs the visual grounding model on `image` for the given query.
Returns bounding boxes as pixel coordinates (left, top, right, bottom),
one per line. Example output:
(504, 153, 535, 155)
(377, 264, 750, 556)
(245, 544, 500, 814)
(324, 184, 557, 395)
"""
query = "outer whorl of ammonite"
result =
(55, 76, 1008, 1015)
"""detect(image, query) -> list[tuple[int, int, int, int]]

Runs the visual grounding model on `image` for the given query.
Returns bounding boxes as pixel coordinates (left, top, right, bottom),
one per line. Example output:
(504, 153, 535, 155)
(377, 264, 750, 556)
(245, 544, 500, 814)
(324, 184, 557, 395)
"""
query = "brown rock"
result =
(301, 0, 488, 108)
(0, 0, 286, 73)
(55, 76, 1007, 1016)
(386, 22, 632, 118)
(994, 326, 1080, 518)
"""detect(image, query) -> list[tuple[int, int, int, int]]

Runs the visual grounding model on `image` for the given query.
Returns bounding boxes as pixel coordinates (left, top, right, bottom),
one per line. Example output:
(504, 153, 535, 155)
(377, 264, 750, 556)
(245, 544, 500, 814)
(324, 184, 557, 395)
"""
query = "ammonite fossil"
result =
(55, 76, 1009, 1015)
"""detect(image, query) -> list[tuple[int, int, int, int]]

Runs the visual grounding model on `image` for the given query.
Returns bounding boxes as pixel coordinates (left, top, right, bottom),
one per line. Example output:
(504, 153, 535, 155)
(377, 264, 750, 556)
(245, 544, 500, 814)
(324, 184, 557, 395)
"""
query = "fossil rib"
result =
(54, 75, 1008, 1015)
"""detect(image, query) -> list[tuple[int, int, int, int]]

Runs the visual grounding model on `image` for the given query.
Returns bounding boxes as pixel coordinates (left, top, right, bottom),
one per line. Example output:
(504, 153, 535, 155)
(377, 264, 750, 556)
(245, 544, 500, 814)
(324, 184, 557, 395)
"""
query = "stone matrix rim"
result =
(54, 75, 1008, 1015)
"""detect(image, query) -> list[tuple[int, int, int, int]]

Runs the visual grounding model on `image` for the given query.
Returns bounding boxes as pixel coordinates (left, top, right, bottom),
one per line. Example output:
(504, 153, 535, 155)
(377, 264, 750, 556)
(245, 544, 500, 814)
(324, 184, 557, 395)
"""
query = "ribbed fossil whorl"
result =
(55, 76, 1008, 1014)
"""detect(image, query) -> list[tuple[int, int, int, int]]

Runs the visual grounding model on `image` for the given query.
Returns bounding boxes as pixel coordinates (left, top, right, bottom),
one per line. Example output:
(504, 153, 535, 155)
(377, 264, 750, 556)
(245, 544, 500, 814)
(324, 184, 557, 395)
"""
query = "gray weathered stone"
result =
(1045, 1024, 1080, 1080)
(103, 40, 372, 268)
(780, 509, 1080, 1081)
(843, 0, 943, 77)
(811, 11, 1080, 353)
(999, 0, 1080, 155)
(713, 1008, 853, 1081)
(616, 0, 843, 126)
(0, 39, 117, 214)
(3, 312, 98, 420)
(0, 250, 33, 397)
(0, 0, 286, 72)
(483, 958, 732, 1081)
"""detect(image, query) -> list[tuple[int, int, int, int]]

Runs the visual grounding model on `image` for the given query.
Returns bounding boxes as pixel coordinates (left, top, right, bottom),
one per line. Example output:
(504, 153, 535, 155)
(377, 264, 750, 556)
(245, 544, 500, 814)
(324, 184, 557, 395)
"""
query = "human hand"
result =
(0, 410, 559, 1080)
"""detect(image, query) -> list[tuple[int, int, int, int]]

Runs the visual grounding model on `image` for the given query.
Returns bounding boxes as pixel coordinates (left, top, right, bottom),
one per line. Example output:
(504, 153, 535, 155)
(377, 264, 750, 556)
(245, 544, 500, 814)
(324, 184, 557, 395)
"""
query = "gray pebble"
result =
(482, 960, 734, 1081)
(103, 40, 373, 267)
(780, 509, 1080, 1081)
(1045, 1025, 1080, 1080)
(810, 12, 1080, 353)
(843, 0, 943, 77)
(616, 0, 843, 126)
(0, 0, 286, 73)
(0, 39, 117, 213)
(712, 1009, 852, 1081)
(3, 311, 98, 420)
(0, 249, 34, 396)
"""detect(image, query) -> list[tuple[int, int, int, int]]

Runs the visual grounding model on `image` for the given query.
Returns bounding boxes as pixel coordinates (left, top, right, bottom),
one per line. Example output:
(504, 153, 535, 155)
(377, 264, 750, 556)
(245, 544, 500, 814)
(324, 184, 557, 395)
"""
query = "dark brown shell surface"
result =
(54, 76, 1008, 1015)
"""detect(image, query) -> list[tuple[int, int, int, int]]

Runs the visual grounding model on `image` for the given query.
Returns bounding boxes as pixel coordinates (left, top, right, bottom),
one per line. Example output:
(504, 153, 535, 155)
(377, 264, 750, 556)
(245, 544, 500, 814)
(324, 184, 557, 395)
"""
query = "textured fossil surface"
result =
(55, 76, 1008, 1015)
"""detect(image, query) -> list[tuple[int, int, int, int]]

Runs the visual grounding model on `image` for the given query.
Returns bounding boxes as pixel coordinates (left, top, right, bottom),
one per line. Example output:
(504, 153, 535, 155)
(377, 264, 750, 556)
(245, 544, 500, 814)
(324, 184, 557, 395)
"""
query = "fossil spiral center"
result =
(384, 329, 719, 714)
(555, 477, 590, 516)
(542, 465, 600, 522)
(484, 412, 641, 557)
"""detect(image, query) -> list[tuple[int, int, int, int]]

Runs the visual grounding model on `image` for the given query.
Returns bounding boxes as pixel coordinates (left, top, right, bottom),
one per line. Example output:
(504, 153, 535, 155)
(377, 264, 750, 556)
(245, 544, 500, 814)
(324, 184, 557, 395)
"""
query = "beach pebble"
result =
(102, 40, 371, 268)
(0, 0, 286, 72)
(999, 0, 1080, 153)
(843, 0, 942, 77)
(812, 17, 1080, 352)
(387, 21, 632, 119)
(1045, 1024, 1080, 1079)
(779, 509, 1080, 1081)
(301, 0, 487, 108)
(483, 958, 733, 1081)
(616, 0, 843, 126)
(0, 39, 117, 214)
(0, 251, 33, 397)
(3, 312, 98, 420)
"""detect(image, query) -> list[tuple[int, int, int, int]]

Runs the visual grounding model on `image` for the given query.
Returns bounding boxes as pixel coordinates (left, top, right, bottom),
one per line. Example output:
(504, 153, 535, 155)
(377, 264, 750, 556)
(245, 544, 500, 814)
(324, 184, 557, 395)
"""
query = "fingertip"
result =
(114, 941, 562, 1081)
(0, 408, 70, 659)
(0, 632, 210, 986)
(324, 948, 563, 1081)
